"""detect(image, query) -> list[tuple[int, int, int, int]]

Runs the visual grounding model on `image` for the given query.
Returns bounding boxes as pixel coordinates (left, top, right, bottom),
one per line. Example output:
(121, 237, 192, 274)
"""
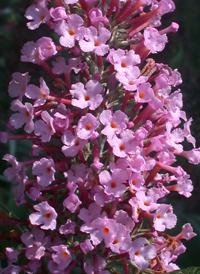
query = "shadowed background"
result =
(0, 0, 200, 269)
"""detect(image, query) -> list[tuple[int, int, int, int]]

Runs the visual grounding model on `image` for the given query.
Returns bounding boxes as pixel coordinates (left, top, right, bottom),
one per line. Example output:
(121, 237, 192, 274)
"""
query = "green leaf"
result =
(170, 267, 200, 274)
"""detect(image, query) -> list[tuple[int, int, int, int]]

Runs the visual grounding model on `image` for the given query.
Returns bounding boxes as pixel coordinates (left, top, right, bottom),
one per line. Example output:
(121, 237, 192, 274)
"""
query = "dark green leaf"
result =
(170, 267, 200, 274)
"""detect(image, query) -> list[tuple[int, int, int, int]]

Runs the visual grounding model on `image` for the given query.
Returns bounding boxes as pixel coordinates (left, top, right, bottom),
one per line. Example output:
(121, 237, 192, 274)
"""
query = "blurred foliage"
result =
(170, 267, 200, 274)
(0, 0, 200, 270)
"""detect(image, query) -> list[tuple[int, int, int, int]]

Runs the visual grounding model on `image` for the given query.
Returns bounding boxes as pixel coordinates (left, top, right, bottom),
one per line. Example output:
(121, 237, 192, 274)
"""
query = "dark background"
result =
(0, 0, 200, 270)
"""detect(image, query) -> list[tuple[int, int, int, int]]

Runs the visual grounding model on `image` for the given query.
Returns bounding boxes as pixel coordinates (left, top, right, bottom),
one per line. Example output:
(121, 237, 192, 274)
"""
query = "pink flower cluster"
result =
(1, 0, 199, 273)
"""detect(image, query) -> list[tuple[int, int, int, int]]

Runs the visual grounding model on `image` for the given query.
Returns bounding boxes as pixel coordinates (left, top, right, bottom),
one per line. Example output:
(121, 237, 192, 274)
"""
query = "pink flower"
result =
(176, 173, 193, 198)
(134, 82, 155, 103)
(59, 219, 76, 235)
(107, 48, 141, 74)
(21, 37, 57, 64)
(9, 100, 34, 133)
(89, 8, 109, 27)
(53, 113, 69, 132)
(90, 217, 118, 247)
(37, 37, 57, 60)
(63, 193, 82, 213)
(8, 72, 30, 101)
(107, 129, 137, 158)
(155, 0, 175, 16)
(160, 251, 179, 272)
(29, 201, 57, 230)
(26, 186, 41, 201)
(34, 111, 55, 142)
(165, 121, 184, 152)
(154, 204, 177, 231)
(49, 7, 68, 21)
(129, 238, 156, 270)
(79, 203, 102, 233)
(2, 264, 20, 273)
(114, 210, 135, 232)
(61, 130, 87, 157)
(144, 27, 168, 53)
(116, 67, 147, 91)
(80, 239, 94, 254)
(26, 77, 49, 106)
(1, 0, 198, 272)
(183, 118, 196, 148)
(25, 0, 50, 30)
(79, 26, 111, 56)
(156, 149, 176, 166)
(77, 113, 100, 140)
(135, 191, 159, 213)
(91, 185, 114, 207)
(21, 229, 48, 260)
(21, 41, 41, 64)
(70, 80, 103, 110)
(84, 257, 110, 274)
(56, 14, 85, 48)
(109, 223, 132, 253)
(180, 148, 200, 165)
(128, 173, 145, 192)
(179, 223, 197, 240)
(128, 154, 147, 173)
(27, 260, 41, 273)
(3, 154, 21, 183)
(100, 109, 128, 139)
(5, 247, 19, 264)
(51, 245, 72, 270)
(52, 56, 85, 75)
(48, 260, 65, 274)
(99, 169, 127, 197)
(12, 175, 27, 206)
(32, 157, 55, 187)
(52, 104, 71, 131)
(64, 163, 89, 185)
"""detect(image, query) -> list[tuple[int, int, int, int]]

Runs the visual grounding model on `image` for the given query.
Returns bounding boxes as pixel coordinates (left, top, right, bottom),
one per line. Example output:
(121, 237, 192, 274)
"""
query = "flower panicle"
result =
(1, 0, 198, 273)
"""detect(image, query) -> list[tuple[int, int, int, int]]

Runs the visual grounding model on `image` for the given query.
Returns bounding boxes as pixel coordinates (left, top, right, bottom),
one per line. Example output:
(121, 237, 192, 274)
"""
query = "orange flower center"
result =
(110, 182, 117, 188)
(103, 227, 109, 234)
(111, 122, 116, 128)
(132, 180, 136, 185)
(94, 41, 100, 47)
(135, 250, 140, 256)
(144, 201, 150, 206)
(69, 29, 75, 36)
(34, 54, 39, 60)
(62, 251, 68, 258)
(46, 166, 51, 172)
(119, 144, 125, 150)
(121, 62, 127, 68)
(45, 212, 51, 219)
(25, 111, 30, 117)
(86, 124, 92, 130)
(85, 95, 90, 101)
(157, 214, 161, 219)
(139, 92, 144, 99)
(74, 140, 80, 146)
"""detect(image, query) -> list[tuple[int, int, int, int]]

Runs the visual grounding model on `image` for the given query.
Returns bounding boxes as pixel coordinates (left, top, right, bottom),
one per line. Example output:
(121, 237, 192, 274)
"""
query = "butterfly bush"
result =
(0, 0, 199, 273)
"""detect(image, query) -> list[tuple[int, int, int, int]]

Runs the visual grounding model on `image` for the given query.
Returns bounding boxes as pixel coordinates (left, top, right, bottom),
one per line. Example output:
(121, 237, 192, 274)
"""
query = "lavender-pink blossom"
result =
(29, 201, 57, 230)
(1, 0, 198, 273)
